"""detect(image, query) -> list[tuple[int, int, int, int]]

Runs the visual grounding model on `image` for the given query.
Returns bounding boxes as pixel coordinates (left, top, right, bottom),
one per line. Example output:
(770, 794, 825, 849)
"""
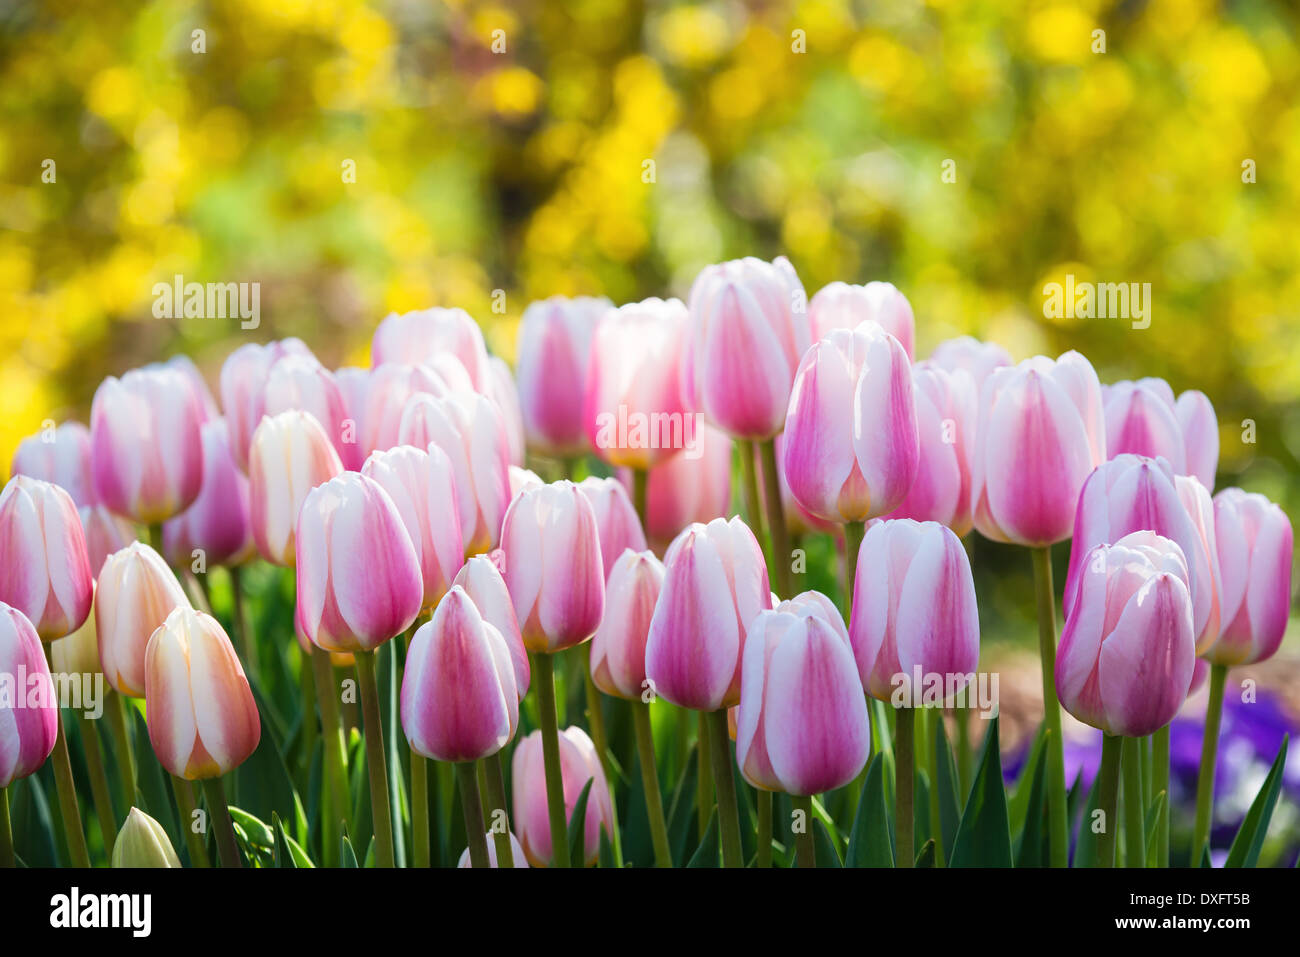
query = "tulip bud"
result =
(112, 807, 183, 867)
(0, 602, 57, 788)
(783, 323, 919, 523)
(590, 550, 664, 700)
(453, 556, 528, 696)
(849, 519, 980, 702)
(644, 517, 771, 711)
(371, 307, 491, 390)
(294, 473, 423, 653)
(458, 832, 528, 868)
(400, 587, 518, 762)
(145, 606, 261, 779)
(1056, 532, 1195, 737)
(263, 355, 361, 470)
(11, 421, 95, 508)
(362, 445, 464, 612)
(516, 295, 611, 457)
(156, 355, 220, 425)
(1205, 489, 1293, 666)
(0, 476, 94, 640)
(220, 338, 316, 471)
(512, 726, 614, 867)
(248, 411, 344, 566)
(500, 481, 605, 653)
(575, 476, 647, 580)
(737, 599, 869, 795)
(163, 419, 255, 570)
(927, 335, 1012, 385)
(808, 280, 915, 359)
(364, 362, 455, 454)
(96, 542, 192, 697)
(1103, 378, 1187, 473)
(90, 367, 205, 522)
(334, 366, 372, 458)
(632, 424, 732, 550)
(508, 466, 544, 498)
(969, 351, 1106, 546)
(684, 256, 810, 440)
(1176, 390, 1219, 491)
(487, 356, 526, 467)
(79, 505, 138, 581)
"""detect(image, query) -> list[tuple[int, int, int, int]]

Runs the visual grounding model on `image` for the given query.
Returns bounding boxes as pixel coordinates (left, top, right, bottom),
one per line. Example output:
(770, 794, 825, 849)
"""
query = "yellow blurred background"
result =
(3, 0, 1298, 514)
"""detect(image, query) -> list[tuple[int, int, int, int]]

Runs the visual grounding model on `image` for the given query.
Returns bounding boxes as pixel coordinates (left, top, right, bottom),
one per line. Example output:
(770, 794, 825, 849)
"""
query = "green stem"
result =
(757, 439, 791, 596)
(410, 751, 429, 868)
(1121, 736, 1145, 868)
(532, 652, 571, 867)
(790, 793, 816, 867)
(895, 706, 914, 867)
(170, 775, 210, 867)
(928, 710, 945, 867)
(696, 710, 713, 839)
(756, 788, 773, 868)
(184, 570, 212, 615)
(44, 646, 90, 868)
(229, 565, 257, 683)
(631, 700, 672, 867)
(580, 643, 621, 866)
(1096, 733, 1123, 867)
(147, 522, 164, 555)
(201, 776, 242, 868)
(632, 467, 649, 528)
(706, 708, 743, 868)
(311, 646, 349, 866)
(78, 714, 118, 858)
(354, 648, 394, 867)
(1152, 724, 1170, 867)
(107, 691, 136, 804)
(1191, 663, 1227, 866)
(738, 441, 766, 548)
(456, 762, 490, 868)
(482, 750, 515, 868)
(955, 705, 971, 794)
(843, 520, 864, 617)
(1031, 545, 1069, 867)
(0, 787, 13, 867)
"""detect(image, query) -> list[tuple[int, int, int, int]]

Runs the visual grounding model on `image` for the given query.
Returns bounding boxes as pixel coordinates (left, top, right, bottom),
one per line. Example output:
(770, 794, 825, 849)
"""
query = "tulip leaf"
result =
(1144, 792, 1167, 868)
(1224, 735, 1288, 868)
(686, 809, 720, 867)
(1013, 734, 1050, 868)
(273, 811, 315, 868)
(1200, 844, 1212, 869)
(813, 818, 842, 867)
(234, 684, 310, 845)
(913, 768, 931, 856)
(1008, 726, 1047, 838)
(339, 824, 359, 868)
(915, 838, 936, 868)
(665, 742, 699, 865)
(1072, 759, 1104, 869)
(9, 775, 58, 867)
(845, 752, 893, 867)
(227, 805, 274, 848)
(599, 830, 617, 869)
(932, 711, 962, 860)
(566, 778, 594, 867)
(379, 640, 409, 868)
(949, 717, 1012, 867)
(131, 708, 181, 850)
(871, 699, 893, 759)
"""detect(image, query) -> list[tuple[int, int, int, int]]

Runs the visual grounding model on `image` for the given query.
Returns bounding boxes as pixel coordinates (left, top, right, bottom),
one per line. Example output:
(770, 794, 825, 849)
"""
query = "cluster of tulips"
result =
(0, 254, 1292, 869)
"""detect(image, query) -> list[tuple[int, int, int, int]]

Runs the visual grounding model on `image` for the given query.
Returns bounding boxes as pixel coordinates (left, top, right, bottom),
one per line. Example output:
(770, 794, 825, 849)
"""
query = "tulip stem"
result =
(0, 787, 13, 867)
(738, 441, 765, 543)
(1121, 736, 1145, 868)
(43, 646, 90, 868)
(532, 652, 572, 867)
(928, 710, 945, 867)
(696, 710, 713, 839)
(482, 751, 515, 868)
(107, 691, 137, 804)
(632, 467, 649, 528)
(170, 775, 210, 867)
(201, 776, 242, 868)
(78, 714, 118, 858)
(631, 700, 673, 867)
(706, 708, 743, 868)
(1152, 725, 1170, 867)
(455, 762, 491, 868)
(790, 794, 816, 867)
(895, 706, 914, 867)
(410, 752, 429, 868)
(1191, 663, 1227, 866)
(756, 788, 773, 868)
(354, 649, 395, 867)
(229, 565, 257, 684)
(1096, 733, 1123, 867)
(310, 646, 350, 866)
(757, 439, 791, 597)
(843, 520, 864, 616)
(580, 643, 622, 866)
(1031, 545, 1069, 868)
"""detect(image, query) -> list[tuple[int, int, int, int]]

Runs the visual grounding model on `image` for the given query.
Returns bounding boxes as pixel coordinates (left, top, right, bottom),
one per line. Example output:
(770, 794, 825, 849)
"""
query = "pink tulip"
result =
(487, 356, 526, 467)
(453, 556, 529, 696)
(0, 602, 58, 788)
(737, 598, 869, 795)
(219, 338, 315, 471)
(644, 517, 771, 711)
(370, 307, 491, 390)
(575, 476, 647, 579)
(90, 367, 205, 522)
(765, 433, 838, 537)
(584, 298, 691, 469)
(516, 295, 611, 457)
(0, 477, 94, 641)
(294, 472, 423, 653)
(1103, 378, 1187, 473)
(162, 419, 255, 569)
(683, 256, 810, 440)
(334, 366, 372, 458)
(808, 281, 915, 359)
(458, 832, 528, 868)
(1176, 390, 1218, 490)
(886, 362, 979, 535)
(262, 355, 361, 470)
(79, 505, 137, 581)
(499, 481, 605, 653)
(1056, 532, 1196, 737)
(144, 606, 260, 779)
(361, 362, 455, 455)
(969, 351, 1106, 546)
(248, 411, 344, 566)
(509, 466, 544, 498)
(782, 323, 919, 523)
(400, 587, 518, 762)
(928, 335, 1012, 385)
(1204, 489, 1293, 666)
(96, 542, 192, 697)
(152, 355, 219, 425)
(630, 424, 732, 550)
(590, 550, 664, 700)
(849, 519, 980, 702)
(512, 726, 614, 867)
(11, 421, 95, 508)
(361, 445, 464, 612)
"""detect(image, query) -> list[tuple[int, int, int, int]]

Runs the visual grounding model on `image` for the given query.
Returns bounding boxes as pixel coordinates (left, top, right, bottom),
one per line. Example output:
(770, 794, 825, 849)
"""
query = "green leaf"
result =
(1224, 735, 1288, 868)
(131, 708, 180, 849)
(915, 839, 936, 868)
(273, 812, 315, 868)
(845, 752, 893, 867)
(686, 809, 720, 867)
(949, 717, 1012, 867)
(227, 806, 274, 848)
(379, 640, 408, 868)
(339, 825, 358, 868)
(1014, 733, 1051, 868)
(1144, 792, 1167, 868)
(665, 742, 699, 865)
(932, 712, 962, 860)
(1200, 844, 1212, 869)
(1008, 726, 1048, 837)
(566, 778, 594, 867)
(813, 818, 842, 867)
(1072, 758, 1104, 869)
(9, 775, 58, 867)
(598, 829, 617, 869)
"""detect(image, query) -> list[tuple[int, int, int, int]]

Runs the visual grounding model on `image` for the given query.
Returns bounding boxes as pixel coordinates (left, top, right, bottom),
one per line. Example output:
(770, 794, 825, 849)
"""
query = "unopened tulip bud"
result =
(163, 419, 255, 569)
(1176, 390, 1219, 491)
(96, 542, 192, 697)
(576, 476, 646, 579)
(590, 550, 664, 700)
(0, 476, 94, 640)
(453, 556, 528, 696)
(248, 411, 344, 566)
(220, 338, 316, 471)
(371, 307, 491, 390)
(11, 421, 95, 508)
(512, 726, 614, 867)
(927, 335, 1012, 385)
(79, 505, 138, 580)
(516, 295, 611, 457)
(632, 424, 732, 549)
(1103, 378, 1187, 473)
(0, 602, 57, 788)
(488, 356, 526, 467)
(808, 281, 915, 359)
(111, 807, 182, 868)
(263, 356, 360, 470)
(458, 832, 527, 868)
(365, 362, 455, 454)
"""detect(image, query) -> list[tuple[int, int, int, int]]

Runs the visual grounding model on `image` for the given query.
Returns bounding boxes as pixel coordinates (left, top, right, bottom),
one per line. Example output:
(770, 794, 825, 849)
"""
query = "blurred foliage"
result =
(3, 0, 1299, 515)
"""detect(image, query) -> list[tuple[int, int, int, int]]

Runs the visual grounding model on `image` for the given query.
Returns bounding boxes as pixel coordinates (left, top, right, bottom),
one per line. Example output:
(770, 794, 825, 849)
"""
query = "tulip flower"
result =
(50, 602, 101, 680)
(96, 542, 192, 697)
(364, 362, 456, 454)
(584, 297, 691, 470)
(808, 280, 915, 359)
(509, 465, 544, 498)
(453, 556, 528, 696)
(79, 505, 138, 580)
(263, 355, 361, 470)
(1103, 378, 1189, 473)
(575, 476, 647, 580)
(112, 807, 182, 868)
(219, 338, 316, 472)
(488, 356, 526, 467)
(631, 424, 732, 550)
(11, 421, 95, 508)
(458, 832, 528, 868)
(362, 445, 465, 612)
(590, 550, 664, 701)
(1176, 390, 1218, 490)
(162, 419, 255, 570)
(334, 366, 372, 455)
(512, 726, 614, 867)
(1205, 488, 1292, 667)
(0, 477, 94, 642)
(398, 391, 511, 556)
(516, 295, 611, 457)
(371, 307, 491, 390)
(683, 255, 810, 440)
(0, 602, 57, 790)
(90, 366, 205, 523)
(928, 335, 1012, 385)
(156, 354, 220, 424)
(248, 410, 344, 566)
